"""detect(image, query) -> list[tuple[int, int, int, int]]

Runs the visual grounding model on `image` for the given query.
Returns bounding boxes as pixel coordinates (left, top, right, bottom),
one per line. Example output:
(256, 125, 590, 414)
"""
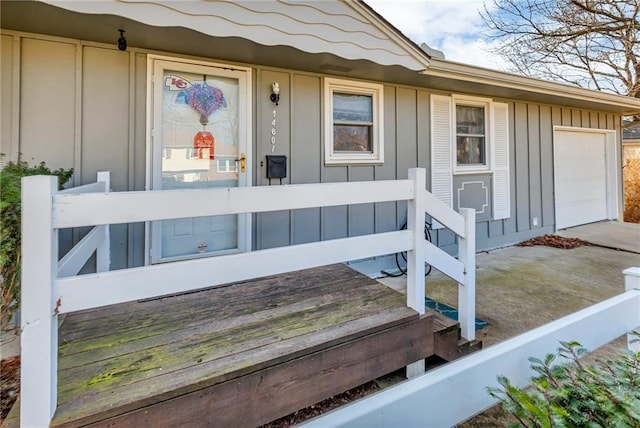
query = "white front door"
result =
(148, 56, 251, 263)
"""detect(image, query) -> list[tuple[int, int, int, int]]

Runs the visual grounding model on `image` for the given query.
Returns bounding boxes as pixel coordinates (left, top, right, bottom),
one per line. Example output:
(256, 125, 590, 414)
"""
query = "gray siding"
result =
(1, 34, 147, 270)
(0, 31, 622, 269)
(253, 73, 435, 252)
(81, 46, 131, 270)
(471, 102, 619, 250)
(251, 69, 620, 253)
(291, 74, 322, 245)
(1, 34, 16, 163)
(20, 38, 76, 172)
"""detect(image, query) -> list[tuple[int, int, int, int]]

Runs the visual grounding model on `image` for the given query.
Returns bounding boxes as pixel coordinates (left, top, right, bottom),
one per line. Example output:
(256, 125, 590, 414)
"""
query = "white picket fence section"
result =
(303, 267, 640, 428)
(19, 167, 476, 427)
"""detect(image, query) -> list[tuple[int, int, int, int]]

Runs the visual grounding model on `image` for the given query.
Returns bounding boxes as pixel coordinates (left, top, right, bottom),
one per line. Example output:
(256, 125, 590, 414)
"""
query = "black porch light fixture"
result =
(117, 29, 127, 51)
(270, 82, 280, 106)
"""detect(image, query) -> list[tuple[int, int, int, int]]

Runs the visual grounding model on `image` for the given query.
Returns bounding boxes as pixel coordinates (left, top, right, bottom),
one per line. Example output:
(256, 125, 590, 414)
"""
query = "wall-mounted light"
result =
(270, 82, 280, 106)
(117, 29, 127, 51)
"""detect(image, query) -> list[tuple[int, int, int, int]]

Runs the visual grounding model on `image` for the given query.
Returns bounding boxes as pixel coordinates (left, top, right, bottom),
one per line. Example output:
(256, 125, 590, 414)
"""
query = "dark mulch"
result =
(259, 381, 380, 427)
(1, 355, 20, 423)
(516, 234, 591, 249)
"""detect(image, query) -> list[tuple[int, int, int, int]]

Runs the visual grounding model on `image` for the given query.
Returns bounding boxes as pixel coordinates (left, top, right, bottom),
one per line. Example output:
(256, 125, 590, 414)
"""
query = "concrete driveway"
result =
(558, 221, 640, 253)
(380, 220, 640, 348)
(378, 220, 640, 426)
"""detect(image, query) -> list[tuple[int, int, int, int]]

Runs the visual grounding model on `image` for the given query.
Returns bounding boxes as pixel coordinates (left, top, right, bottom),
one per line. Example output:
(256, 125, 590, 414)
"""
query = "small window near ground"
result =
(324, 78, 383, 164)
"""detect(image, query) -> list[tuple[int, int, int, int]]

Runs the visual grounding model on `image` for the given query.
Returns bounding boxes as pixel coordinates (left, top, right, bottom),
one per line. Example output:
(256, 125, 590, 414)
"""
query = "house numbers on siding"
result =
(271, 110, 277, 153)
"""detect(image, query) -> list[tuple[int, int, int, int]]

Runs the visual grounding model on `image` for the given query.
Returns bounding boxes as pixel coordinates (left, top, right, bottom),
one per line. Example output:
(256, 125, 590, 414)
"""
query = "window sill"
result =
(325, 158, 385, 166)
(453, 169, 492, 176)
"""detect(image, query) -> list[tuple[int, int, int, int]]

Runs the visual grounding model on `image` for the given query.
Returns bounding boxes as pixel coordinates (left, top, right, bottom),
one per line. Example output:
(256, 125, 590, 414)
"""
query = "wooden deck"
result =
(9, 264, 438, 427)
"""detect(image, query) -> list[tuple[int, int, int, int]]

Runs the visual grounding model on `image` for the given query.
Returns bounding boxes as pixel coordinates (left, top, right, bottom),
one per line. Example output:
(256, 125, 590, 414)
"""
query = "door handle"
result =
(235, 153, 246, 173)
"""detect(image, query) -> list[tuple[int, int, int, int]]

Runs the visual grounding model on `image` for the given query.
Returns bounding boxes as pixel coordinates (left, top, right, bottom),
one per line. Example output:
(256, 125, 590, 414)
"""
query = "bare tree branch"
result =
(481, 0, 639, 102)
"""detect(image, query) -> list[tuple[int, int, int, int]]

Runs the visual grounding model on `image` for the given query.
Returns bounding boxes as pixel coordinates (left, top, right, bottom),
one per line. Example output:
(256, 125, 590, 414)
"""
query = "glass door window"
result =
(149, 58, 251, 263)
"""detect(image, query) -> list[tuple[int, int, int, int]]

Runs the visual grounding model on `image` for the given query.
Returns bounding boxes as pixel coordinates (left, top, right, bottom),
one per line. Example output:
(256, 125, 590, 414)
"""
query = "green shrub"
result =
(488, 339, 640, 427)
(0, 159, 73, 330)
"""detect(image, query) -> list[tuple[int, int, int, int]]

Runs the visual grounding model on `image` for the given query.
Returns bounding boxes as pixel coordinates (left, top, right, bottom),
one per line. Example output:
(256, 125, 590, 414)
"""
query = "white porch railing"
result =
(20, 171, 111, 428)
(303, 267, 640, 428)
(19, 168, 475, 427)
(56, 171, 111, 277)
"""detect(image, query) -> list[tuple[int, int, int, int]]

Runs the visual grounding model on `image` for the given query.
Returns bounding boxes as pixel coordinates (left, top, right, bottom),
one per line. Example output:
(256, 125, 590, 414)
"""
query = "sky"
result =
(366, 0, 510, 71)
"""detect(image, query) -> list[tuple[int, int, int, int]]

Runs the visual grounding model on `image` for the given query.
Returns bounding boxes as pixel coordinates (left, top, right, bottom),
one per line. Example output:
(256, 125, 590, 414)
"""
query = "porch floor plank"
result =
(50, 264, 427, 427)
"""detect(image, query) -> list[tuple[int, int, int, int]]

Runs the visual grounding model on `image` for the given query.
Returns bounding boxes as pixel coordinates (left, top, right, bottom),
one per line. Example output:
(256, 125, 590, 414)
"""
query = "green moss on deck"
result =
(52, 265, 417, 427)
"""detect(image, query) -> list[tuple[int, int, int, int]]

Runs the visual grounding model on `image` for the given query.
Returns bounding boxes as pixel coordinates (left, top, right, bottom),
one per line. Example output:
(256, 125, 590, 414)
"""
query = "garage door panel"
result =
(555, 168, 605, 184)
(554, 130, 609, 230)
(559, 200, 607, 227)
(556, 185, 606, 204)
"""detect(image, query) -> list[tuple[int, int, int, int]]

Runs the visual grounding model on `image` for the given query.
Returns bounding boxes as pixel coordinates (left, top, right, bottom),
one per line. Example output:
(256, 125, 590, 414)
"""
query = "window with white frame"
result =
(431, 94, 511, 221)
(456, 103, 487, 168)
(324, 78, 384, 164)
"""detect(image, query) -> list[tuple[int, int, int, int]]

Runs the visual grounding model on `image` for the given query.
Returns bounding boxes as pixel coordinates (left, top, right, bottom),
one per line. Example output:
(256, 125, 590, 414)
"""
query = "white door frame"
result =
(552, 126, 619, 231)
(145, 54, 252, 265)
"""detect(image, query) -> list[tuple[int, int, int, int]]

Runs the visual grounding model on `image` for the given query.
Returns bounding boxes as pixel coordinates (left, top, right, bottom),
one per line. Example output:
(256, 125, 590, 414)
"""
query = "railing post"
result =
(21, 175, 59, 427)
(624, 267, 640, 353)
(407, 168, 426, 314)
(96, 171, 111, 273)
(406, 168, 426, 378)
(458, 208, 476, 341)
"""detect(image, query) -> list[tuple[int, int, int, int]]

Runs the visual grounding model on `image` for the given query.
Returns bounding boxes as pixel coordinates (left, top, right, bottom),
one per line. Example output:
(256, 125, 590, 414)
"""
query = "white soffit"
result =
(41, 0, 430, 71)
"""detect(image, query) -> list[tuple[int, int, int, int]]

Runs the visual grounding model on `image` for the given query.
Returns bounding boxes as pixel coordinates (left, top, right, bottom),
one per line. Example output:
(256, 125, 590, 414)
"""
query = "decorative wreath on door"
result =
(186, 81, 226, 160)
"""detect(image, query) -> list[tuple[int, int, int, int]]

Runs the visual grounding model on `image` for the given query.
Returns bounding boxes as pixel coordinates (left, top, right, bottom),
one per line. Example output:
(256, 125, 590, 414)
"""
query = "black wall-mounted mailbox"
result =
(265, 155, 287, 184)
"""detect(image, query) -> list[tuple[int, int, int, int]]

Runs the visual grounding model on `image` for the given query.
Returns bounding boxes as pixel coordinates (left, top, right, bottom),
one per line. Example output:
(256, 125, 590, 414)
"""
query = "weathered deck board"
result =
(88, 315, 433, 428)
(60, 267, 365, 341)
(47, 264, 432, 427)
(60, 270, 384, 355)
(57, 288, 401, 396)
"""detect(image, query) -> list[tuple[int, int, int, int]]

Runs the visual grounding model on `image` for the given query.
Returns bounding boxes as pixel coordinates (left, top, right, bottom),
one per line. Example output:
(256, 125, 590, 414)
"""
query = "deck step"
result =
(430, 310, 482, 362)
(86, 313, 434, 428)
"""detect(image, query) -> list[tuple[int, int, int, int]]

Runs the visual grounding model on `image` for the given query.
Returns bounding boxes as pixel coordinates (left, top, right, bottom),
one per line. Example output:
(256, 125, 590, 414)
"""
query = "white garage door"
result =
(554, 130, 608, 229)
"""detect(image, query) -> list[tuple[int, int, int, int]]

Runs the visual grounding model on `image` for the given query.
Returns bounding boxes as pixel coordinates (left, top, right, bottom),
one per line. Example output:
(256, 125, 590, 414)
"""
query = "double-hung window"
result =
(456, 104, 487, 168)
(324, 78, 384, 164)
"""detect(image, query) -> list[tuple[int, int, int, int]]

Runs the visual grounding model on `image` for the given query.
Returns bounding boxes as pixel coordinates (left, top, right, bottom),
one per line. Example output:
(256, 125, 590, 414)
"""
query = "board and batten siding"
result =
(1, 31, 622, 269)
(481, 102, 620, 250)
(0, 33, 148, 270)
(252, 72, 620, 254)
(253, 73, 449, 253)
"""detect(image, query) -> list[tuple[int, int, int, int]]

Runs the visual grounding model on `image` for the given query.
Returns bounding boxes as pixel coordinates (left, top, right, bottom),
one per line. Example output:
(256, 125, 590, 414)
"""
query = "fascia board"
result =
(424, 59, 640, 114)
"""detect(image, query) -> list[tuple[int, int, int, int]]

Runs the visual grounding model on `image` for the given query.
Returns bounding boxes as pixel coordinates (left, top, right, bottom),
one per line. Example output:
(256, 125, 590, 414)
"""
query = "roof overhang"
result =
(2, 1, 639, 116)
(421, 59, 640, 115)
(36, 0, 430, 71)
